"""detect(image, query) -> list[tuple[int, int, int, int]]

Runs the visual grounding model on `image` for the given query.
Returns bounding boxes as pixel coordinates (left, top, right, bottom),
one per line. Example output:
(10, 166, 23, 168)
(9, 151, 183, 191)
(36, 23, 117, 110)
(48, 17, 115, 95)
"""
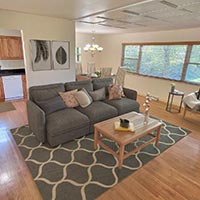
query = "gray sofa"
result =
(27, 78, 140, 146)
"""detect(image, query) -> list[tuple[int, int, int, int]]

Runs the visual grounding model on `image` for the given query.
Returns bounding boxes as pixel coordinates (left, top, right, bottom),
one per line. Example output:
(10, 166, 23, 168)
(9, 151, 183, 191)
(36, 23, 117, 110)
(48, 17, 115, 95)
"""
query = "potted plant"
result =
(171, 83, 175, 92)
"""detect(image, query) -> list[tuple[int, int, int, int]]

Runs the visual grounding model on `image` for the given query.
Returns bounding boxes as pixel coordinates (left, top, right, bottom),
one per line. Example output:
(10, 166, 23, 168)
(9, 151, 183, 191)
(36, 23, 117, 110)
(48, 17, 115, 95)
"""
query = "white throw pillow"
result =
(183, 92, 200, 110)
(74, 88, 93, 108)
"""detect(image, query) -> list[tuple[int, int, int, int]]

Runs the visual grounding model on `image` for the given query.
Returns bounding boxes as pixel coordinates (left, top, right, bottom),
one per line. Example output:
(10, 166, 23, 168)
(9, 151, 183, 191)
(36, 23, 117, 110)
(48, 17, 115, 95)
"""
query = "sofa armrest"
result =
(123, 87, 137, 100)
(27, 100, 46, 143)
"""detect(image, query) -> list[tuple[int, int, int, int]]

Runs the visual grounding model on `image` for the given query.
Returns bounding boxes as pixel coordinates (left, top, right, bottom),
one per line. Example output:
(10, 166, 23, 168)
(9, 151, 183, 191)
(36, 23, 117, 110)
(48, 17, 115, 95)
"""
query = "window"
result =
(76, 47, 81, 63)
(122, 45, 139, 72)
(121, 43, 200, 85)
(185, 45, 200, 84)
(140, 45, 187, 80)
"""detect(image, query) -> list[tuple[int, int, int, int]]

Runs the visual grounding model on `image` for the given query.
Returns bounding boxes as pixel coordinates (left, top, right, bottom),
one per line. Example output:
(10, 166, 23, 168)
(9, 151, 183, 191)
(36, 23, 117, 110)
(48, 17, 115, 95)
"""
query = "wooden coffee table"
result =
(94, 112, 163, 169)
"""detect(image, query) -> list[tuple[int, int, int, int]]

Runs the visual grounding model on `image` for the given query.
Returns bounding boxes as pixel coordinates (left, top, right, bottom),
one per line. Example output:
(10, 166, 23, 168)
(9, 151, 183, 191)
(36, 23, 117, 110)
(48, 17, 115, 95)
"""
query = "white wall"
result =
(0, 9, 75, 88)
(77, 28, 200, 104)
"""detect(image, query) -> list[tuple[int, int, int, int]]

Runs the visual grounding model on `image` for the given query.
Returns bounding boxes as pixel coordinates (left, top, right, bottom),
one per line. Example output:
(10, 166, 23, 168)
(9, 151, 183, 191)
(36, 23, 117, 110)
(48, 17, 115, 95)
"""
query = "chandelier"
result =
(83, 34, 103, 57)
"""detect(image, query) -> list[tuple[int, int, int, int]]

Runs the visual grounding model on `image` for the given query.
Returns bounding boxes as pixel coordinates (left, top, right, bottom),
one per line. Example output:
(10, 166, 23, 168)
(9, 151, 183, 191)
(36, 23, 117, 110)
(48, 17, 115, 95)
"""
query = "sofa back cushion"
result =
(29, 83, 65, 102)
(92, 78, 113, 96)
(65, 80, 93, 92)
(35, 96, 66, 115)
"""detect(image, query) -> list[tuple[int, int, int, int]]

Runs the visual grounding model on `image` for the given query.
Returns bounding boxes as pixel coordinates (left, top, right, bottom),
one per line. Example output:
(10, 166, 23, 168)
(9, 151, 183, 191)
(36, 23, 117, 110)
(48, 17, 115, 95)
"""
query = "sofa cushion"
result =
(36, 96, 66, 115)
(104, 98, 140, 115)
(46, 108, 90, 137)
(89, 87, 106, 101)
(59, 90, 79, 108)
(74, 88, 93, 108)
(65, 80, 93, 92)
(76, 101, 118, 126)
(92, 78, 113, 95)
(29, 83, 65, 102)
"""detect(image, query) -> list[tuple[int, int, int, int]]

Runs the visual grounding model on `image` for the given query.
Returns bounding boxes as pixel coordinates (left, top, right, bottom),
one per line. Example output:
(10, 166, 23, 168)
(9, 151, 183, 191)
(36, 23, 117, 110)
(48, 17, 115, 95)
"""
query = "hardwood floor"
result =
(0, 97, 199, 200)
(0, 100, 42, 200)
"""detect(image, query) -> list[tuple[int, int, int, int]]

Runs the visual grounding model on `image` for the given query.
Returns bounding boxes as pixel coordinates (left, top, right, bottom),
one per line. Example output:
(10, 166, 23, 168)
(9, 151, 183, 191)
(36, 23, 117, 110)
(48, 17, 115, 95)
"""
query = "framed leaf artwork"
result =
(51, 41, 70, 70)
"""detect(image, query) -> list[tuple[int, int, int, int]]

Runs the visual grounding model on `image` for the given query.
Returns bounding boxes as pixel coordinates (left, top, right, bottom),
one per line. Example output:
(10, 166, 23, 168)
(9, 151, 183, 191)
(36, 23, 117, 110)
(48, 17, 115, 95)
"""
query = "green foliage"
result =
(122, 44, 200, 84)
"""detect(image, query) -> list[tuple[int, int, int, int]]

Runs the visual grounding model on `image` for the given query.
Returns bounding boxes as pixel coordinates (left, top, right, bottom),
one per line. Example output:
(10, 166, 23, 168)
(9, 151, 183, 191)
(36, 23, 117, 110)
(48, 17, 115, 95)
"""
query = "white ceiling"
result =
(0, 0, 200, 34)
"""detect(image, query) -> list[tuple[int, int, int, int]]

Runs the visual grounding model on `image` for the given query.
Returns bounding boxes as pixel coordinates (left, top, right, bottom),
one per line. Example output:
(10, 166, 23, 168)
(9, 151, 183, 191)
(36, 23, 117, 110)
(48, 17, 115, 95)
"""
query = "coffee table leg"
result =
(118, 144, 125, 169)
(155, 125, 162, 146)
(94, 128, 98, 149)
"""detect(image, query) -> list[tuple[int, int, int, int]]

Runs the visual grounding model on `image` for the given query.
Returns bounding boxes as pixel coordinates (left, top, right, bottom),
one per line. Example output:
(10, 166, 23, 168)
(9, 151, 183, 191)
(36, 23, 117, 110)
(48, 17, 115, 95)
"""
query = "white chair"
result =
(87, 62, 96, 75)
(115, 67, 126, 86)
(75, 62, 83, 75)
(183, 92, 200, 118)
(100, 67, 112, 78)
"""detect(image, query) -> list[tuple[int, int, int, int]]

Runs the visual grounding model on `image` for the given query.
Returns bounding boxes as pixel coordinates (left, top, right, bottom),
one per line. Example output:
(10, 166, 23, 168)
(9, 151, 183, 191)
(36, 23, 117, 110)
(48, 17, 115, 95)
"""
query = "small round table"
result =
(166, 91, 184, 113)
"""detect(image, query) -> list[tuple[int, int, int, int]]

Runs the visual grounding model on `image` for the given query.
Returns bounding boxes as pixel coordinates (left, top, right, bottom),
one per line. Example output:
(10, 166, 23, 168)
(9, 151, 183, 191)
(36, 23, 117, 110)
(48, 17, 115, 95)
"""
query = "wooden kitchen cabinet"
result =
(0, 76, 5, 100)
(22, 74, 27, 99)
(0, 36, 23, 60)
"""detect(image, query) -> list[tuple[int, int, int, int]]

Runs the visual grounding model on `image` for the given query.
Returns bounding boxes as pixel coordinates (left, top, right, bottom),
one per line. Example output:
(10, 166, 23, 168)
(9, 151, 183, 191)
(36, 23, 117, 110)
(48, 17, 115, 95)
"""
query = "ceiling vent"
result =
(144, 15, 158, 20)
(116, 20, 132, 24)
(99, 24, 126, 29)
(160, 0, 178, 8)
(180, 8, 193, 13)
(96, 16, 114, 21)
(78, 21, 96, 24)
(98, 23, 113, 27)
(122, 10, 140, 16)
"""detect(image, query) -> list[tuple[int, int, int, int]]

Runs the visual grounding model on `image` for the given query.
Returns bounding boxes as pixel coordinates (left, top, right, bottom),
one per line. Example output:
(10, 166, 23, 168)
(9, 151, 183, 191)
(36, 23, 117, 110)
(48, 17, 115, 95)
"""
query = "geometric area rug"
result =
(11, 121, 190, 200)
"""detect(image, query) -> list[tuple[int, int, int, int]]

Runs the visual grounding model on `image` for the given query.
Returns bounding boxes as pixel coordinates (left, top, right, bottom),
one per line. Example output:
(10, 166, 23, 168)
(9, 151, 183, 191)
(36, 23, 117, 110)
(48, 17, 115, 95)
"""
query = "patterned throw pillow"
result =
(108, 84, 124, 100)
(59, 89, 79, 108)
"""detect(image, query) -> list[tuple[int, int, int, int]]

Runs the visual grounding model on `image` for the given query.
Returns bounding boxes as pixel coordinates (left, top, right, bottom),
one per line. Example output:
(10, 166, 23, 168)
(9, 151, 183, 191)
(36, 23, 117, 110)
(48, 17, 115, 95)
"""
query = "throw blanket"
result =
(183, 93, 200, 111)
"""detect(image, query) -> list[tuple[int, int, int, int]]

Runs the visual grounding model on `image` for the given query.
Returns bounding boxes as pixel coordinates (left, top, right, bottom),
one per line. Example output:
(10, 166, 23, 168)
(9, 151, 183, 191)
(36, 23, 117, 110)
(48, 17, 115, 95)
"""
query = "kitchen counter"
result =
(0, 69, 25, 76)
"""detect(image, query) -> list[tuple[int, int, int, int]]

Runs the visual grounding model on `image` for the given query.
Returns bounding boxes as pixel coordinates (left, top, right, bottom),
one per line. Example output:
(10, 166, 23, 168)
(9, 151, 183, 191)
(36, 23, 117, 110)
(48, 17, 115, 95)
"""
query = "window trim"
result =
(121, 41, 200, 86)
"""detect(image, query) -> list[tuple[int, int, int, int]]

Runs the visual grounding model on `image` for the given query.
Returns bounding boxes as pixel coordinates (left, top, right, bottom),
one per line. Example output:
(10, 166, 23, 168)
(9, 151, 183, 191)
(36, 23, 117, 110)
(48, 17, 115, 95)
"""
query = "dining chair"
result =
(183, 90, 200, 119)
(75, 62, 83, 75)
(87, 62, 96, 75)
(100, 67, 112, 78)
(115, 67, 126, 86)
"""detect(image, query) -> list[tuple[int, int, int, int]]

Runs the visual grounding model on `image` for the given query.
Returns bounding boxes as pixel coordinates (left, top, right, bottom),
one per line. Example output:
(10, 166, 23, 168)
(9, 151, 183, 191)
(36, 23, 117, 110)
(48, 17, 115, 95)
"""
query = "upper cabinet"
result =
(0, 36, 23, 60)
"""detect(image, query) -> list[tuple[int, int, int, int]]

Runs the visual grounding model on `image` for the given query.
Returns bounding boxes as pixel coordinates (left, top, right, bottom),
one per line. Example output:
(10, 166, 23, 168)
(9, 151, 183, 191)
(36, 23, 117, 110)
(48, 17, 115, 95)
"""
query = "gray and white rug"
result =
(11, 120, 190, 200)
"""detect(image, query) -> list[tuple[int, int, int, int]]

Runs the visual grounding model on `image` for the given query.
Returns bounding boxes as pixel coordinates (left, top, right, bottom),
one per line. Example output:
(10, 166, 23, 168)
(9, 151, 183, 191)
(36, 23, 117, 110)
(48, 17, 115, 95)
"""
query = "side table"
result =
(166, 91, 184, 113)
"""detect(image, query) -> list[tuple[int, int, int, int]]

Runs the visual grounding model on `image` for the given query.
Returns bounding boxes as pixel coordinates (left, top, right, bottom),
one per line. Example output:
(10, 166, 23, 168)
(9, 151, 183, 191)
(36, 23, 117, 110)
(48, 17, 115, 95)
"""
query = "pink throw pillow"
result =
(59, 90, 79, 108)
(108, 84, 124, 100)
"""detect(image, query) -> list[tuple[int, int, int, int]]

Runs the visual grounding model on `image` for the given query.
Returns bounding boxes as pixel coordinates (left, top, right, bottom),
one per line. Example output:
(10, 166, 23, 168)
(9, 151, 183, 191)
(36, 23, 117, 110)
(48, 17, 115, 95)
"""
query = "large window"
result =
(122, 43, 200, 84)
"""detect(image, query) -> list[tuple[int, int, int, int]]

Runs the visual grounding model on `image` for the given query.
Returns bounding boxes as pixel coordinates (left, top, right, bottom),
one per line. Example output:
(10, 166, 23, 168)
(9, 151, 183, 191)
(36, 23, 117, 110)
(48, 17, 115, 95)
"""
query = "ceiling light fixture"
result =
(83, 32, 103, 57)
